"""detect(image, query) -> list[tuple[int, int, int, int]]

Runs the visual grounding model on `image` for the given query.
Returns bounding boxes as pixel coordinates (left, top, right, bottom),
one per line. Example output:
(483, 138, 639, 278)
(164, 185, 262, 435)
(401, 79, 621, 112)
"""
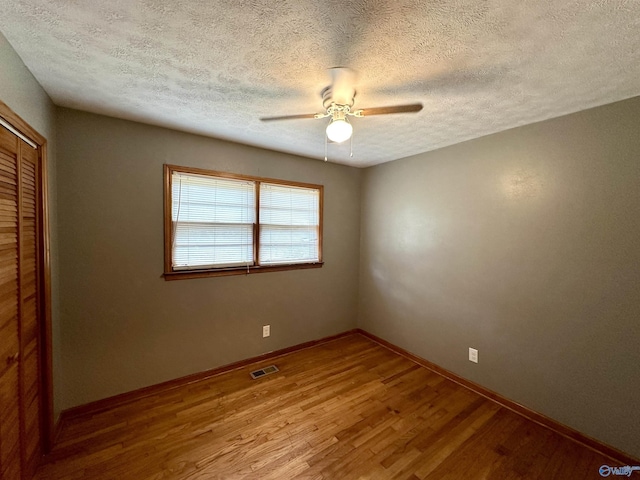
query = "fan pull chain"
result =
(324, 134, 328, 162)
(350, 130, 353, 157)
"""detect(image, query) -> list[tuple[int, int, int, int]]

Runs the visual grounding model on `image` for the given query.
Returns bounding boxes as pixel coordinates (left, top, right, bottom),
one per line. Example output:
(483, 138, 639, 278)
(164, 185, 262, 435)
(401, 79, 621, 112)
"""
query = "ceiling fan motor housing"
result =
(328, 104, 349, 121)
(322, 85, 356, 109)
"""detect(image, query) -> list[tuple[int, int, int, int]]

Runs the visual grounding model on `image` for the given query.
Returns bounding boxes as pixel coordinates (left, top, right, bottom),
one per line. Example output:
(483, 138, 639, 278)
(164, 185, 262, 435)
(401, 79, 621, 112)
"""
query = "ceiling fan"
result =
(260, 67, 423, 150)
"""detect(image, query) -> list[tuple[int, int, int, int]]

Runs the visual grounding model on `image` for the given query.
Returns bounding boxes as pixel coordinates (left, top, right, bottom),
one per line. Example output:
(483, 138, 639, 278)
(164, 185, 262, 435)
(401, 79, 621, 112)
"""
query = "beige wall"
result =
(359, 96, 640, 458)
(56, 108, 361, 409)
(0, 33, 61, 419)
(0, 32, 55, 137)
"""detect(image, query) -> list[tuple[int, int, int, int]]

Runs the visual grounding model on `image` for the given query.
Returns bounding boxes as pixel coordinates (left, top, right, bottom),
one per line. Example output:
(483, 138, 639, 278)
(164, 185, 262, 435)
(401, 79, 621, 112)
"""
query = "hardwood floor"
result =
(37, 334, 617, 479)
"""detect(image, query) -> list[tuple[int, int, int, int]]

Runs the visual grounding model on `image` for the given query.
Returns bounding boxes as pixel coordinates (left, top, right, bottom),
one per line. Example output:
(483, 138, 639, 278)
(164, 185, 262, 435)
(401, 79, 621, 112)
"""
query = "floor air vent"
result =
(250, 365, 279, 379)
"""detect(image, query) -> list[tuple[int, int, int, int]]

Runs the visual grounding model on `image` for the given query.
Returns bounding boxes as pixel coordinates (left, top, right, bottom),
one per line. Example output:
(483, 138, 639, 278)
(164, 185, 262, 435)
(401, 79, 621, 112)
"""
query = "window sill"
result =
(163, 262, 324, 281)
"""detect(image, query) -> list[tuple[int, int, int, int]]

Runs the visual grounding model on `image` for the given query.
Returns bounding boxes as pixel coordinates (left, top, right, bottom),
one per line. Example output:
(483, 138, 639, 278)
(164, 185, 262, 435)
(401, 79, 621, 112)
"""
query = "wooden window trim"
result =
(163, 164, 324, 280)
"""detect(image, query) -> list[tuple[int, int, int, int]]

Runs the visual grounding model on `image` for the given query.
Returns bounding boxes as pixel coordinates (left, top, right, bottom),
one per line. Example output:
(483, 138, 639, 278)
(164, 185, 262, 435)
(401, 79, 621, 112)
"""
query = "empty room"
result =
(0, 1, 639, 479)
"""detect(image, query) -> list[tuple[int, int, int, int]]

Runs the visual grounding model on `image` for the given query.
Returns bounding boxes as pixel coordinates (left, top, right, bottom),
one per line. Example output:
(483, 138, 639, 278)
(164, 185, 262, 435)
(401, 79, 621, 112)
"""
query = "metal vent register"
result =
(250, 365, 279, 379)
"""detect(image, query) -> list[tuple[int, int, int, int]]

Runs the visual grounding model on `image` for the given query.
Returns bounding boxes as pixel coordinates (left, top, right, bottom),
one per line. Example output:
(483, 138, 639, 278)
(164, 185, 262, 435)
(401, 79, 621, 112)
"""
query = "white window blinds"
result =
(259, 183, 320, 265)
(171, 172, 255, 269)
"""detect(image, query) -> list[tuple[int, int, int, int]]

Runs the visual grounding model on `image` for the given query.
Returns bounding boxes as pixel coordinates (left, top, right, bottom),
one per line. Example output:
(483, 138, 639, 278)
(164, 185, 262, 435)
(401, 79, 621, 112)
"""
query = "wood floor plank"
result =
(38, 334, 620, 479)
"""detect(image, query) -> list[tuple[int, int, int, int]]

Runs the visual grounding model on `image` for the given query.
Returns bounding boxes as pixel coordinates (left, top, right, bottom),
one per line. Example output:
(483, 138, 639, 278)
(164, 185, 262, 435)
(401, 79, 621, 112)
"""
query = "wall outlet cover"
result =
(469, 347, 478, 363)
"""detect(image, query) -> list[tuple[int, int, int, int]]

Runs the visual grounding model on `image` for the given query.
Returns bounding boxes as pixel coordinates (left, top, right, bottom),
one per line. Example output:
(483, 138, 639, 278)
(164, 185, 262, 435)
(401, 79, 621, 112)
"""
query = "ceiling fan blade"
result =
(260, 113, 319, 122)
(357, 104, 423, 116)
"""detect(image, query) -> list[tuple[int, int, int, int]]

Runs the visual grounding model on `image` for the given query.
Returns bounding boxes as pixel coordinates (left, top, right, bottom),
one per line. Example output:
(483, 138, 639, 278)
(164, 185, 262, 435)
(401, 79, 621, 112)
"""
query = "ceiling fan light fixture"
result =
(326, 118, 353, 143)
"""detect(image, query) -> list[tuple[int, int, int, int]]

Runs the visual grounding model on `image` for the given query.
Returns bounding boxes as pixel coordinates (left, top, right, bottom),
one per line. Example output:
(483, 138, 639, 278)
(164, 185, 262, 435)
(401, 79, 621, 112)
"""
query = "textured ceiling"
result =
(1, 1, 639, 167)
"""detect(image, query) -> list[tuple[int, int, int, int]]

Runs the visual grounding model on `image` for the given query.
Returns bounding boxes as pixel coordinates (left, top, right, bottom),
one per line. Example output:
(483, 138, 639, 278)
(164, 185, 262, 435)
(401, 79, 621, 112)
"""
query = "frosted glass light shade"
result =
(326, 119, 353, 143)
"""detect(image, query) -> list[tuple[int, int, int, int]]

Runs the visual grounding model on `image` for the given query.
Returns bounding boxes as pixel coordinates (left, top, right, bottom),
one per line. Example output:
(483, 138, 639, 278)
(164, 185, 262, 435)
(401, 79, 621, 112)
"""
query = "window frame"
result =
(163, 164, 323, 280)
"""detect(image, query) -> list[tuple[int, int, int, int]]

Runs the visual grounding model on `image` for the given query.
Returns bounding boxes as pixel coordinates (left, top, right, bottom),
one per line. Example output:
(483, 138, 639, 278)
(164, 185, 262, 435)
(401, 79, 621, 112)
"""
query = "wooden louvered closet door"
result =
(0, 124, 22, 480)
(0, 122, 42, 480)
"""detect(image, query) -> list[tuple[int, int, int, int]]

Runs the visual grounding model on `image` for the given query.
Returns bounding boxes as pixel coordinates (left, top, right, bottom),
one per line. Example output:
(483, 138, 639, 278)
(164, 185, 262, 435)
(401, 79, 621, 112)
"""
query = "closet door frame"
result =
(0, 99, 53, 456)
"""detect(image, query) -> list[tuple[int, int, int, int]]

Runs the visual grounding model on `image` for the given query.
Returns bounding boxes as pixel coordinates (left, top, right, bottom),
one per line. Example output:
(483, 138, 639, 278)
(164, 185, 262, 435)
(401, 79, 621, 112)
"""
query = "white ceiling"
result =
(1, 1, 639, 167)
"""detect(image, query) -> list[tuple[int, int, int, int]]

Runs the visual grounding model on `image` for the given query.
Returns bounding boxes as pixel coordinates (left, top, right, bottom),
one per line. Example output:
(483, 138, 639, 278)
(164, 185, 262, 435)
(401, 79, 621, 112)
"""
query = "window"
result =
(164, 165, 323, 280)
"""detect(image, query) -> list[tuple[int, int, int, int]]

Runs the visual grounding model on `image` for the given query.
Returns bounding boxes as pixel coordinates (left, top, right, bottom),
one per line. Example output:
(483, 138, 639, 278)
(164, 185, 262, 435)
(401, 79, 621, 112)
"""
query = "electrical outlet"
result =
(262, 325, 270, 338)
(469, 347, 478, 363)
